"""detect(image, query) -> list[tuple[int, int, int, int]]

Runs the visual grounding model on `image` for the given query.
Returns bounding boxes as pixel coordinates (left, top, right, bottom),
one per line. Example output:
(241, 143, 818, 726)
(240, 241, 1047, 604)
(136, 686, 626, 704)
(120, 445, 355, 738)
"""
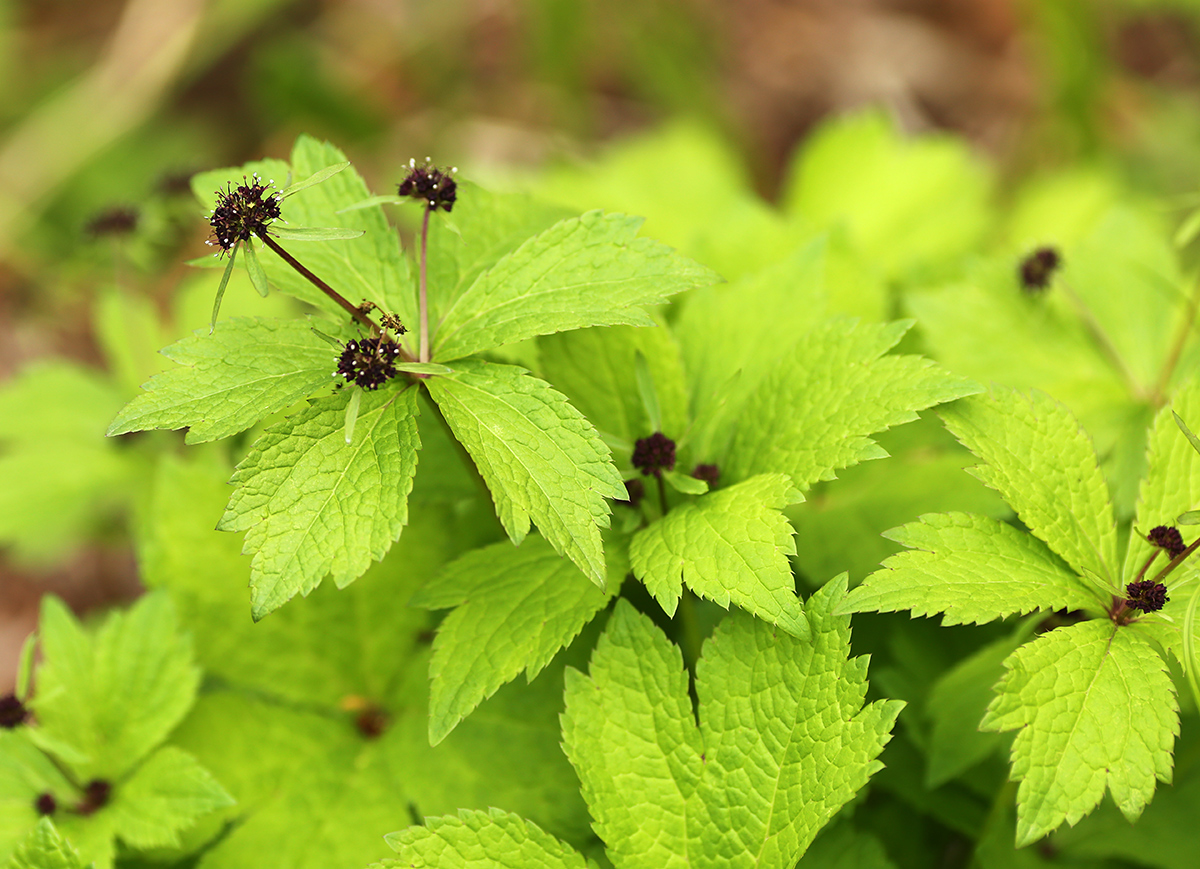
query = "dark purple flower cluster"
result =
(86, 206, 139, 238)
(1147, 525, 1186, 558)
(691, 463, 720, 487)
(1019, 246, 1061, 292)
(78, 780, 112, 816)
(0, 693, 28, 728)
(398, 160, 457, 212)
(1125, 580, 1170, 613)
(34, 793, 56, 815)
(207, 175, 281, 254)
(336, 337, 402, 390)
(632, 432, 676, 478)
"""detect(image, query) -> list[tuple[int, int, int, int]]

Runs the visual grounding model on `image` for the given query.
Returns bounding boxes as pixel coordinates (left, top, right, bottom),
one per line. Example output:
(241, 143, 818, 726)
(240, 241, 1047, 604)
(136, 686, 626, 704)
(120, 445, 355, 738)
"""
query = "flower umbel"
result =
(337, 337, 402, 390)
(1148, 525, 1187, 558)
(1019, 246, 1061, 292)
(207, 174, 282, 254)
(0, 693, 28, 728)
(398, 159, 457, 212)
(632, 432, 677, 478)
(1125, 580, 1170, 613)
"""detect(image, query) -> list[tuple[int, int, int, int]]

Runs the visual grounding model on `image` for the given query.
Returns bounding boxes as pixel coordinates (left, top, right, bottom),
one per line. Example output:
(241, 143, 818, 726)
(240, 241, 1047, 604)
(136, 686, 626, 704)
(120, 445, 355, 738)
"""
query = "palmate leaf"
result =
(426, 360, 625, 585)
(838, 512, 1101, 625)
(218, 385, 421, 620)
(32, 593, 199, 782)
(629, 473, 808, 637)
(5, 820, 85, 869)
(723, 319, 979, 491)
(981, 620, 1178, 846)
(940, 387, 1119, 590)
(382, 809, 593, 869)
(559, 577, 900, 869)
(432, 211, 719, 362)
(411, 535, 623, 746)
(106, 747, 234, 850)
(107, 317, 345, 444)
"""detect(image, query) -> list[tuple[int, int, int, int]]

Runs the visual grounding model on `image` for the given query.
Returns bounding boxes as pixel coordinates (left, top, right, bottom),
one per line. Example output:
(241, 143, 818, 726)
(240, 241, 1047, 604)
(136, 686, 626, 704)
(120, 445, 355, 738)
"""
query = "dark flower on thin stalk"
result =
(86, 207, 139, 238)
(336, 337, 402, 390)
(77, 780, 112, 816)
(1125, 580, 1169, 613)
(691, 463, 720, 487)
(1019, 246, 1061, 292)
(34, 793, 56, 815)
(398, 159, 457, 212)
(632, 432, 676, 478)
(207, 174, 282, 254)
(1147, 525, 1186, 558)
(0, 693, 28, 728)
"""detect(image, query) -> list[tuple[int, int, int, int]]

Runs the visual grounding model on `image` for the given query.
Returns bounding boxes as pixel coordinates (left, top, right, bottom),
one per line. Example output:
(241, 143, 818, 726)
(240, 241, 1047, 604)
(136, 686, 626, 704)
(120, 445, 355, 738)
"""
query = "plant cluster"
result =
(3, 111, 1200, 869)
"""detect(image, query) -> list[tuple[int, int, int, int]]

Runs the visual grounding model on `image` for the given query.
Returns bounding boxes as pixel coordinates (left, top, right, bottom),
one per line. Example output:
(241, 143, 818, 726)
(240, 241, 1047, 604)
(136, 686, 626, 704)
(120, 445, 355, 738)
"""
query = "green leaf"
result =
(242, 240, 269, 297)
(0, 731, 75, 862)
(797, 822, 896, 869)
(630, 473, 808, 637)
(425, 182, 572, 327)
(432, 211, 718, 362)
(925, 632, 1027, 787)
(412, 535, 621, 745)
(109, 747, 234, 849)
(1124, 384, 1200, 584)
(0, 362, 137, 562)
(268, 225, 365, 242)
(940, 388, 1119, 591)
(562, 578, 901, 869)
(107, 318, 345, 444)
(4, 820, 85, 869)
(277, 160, 349, 197)
(383, 808, 591, 868)
(209, 247, 239, 331)
(426, 360, 624, 585)
(724, 319, 979, 490)
(32, 592, 199, 781)
(218, 385, 421, 619)
(662, 470, 707, 495)
(539, 323, 689, 447)
(980, 621, 1178, 846)
(839, 513, 1101, 625)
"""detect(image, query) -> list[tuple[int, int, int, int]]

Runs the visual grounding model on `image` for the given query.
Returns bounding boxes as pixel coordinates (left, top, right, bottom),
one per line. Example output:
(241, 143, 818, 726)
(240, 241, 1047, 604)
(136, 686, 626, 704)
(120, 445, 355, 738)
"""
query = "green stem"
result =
(419, 206, 431, 363)
(1152, 536, 1200, 585)
(656, 474, 669, 518)
(1153, 276, 1200, 405)
(1060, 278, 1143, 400)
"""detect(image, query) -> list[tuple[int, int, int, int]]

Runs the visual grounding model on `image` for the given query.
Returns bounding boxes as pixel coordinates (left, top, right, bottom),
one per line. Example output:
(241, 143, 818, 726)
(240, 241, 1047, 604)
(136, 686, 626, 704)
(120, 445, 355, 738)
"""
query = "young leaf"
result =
(629, 473, 808, 638)
(724, 319, 979, 490)
(432, 211, 719, 362)
(939, 388, 1119, 591)
(33, 593, 199, 782)
(411, 535, 622, 745)
(426, 360, 625, 585)
(268, 225, 365, 242)
(241, 241, 269, 297)
(209, 246, 239, 331)
(383, 808, 592, 868)
(980, 620, 1178, 846)
(4, 820, 86, 869)
(106, 747, 233, 849)
(218, 385, 421, 620)
(561, 577, 901, 869)
(107, 318, 345, 444)
(838, 512, 1101, 625)
(276, 160, 349, 197)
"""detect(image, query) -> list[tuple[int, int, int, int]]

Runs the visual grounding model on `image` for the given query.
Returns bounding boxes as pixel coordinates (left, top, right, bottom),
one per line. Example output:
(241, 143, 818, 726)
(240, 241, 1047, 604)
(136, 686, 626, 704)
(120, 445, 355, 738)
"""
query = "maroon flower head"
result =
(78, 780, 112, 816)
(1125, 580, 1170, 613)
(1019, 246, 1061, 292)
(336, 337, 402, 390)
(1147, 525, 1186, 558)
(398, 159, 457, 212)
(34, 793, 56, 815)
(207, 174, 281, 254)
(632, 432, 676, 478)
(86, 206, 139, 238)
(0, 693, 28, 729)
(691, 463, 720, 487)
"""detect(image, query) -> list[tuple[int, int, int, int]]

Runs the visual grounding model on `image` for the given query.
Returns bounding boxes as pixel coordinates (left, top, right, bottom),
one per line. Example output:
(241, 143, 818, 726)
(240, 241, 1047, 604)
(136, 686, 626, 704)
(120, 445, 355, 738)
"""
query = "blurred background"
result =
(4, 0, 1200, 689)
